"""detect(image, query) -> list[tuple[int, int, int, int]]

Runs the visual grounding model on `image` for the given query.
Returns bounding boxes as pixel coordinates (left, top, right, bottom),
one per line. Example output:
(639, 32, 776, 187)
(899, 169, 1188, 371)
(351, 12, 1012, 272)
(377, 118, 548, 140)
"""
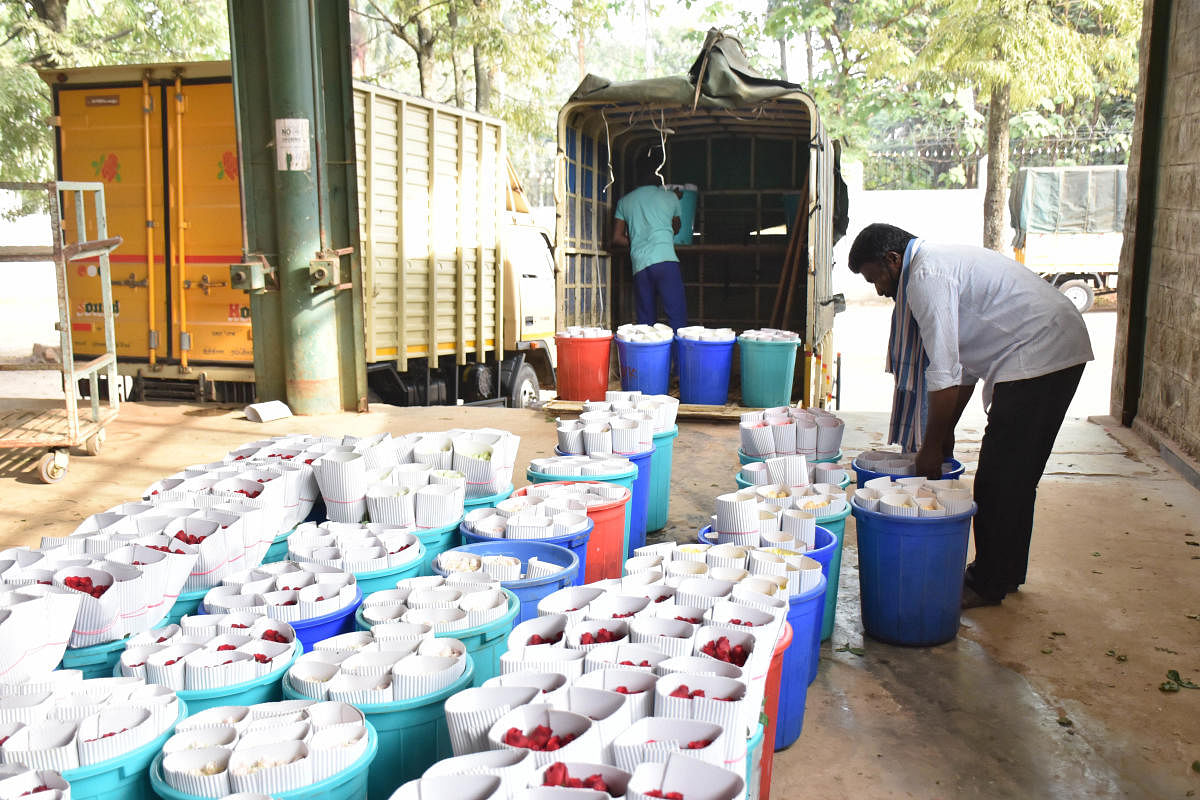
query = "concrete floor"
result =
(0, 401, 1197, 798)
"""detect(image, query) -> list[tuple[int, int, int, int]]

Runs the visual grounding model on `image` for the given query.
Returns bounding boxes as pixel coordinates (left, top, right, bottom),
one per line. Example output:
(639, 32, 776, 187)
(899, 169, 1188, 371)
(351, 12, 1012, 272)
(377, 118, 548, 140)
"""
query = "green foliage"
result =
(0, 0, 228, 182)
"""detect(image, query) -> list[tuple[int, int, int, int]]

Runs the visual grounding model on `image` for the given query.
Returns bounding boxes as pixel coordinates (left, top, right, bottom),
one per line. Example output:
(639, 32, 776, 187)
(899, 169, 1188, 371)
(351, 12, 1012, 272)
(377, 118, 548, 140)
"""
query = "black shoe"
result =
(962, 584, 1003, 609)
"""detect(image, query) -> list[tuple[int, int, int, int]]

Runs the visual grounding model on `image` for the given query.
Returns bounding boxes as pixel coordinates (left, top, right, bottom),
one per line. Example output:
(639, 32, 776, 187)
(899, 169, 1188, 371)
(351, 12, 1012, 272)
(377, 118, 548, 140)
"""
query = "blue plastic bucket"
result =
(433, 541, 578, 623)
(415, 517, 466, 576)
(625, 447, 654, 555)
(697, 524, 835, 685)
(464, 483, 514, 513)
(852, 502, 976, 647)
(357, 589, 519, 688)
(459, 518, 593, 588)
(745, 721, 764, 800)
(354, 548, 426, 595)
(646, 426, 679, 533)
(738, 448, 842, 466)
(283, 658, 473, 800)
(67, 698, 187, 800)
(676, 335, 735, 405)
(775, 574, 827, 750)
(263, 530, 291, 564)
(164, 588, 207, 626)
(738, 338, 799, 409)
(199, 586, 363, 653)
(615, 338, 672, 395)
(150, 718, 377, 800)
(852, 458, 966, 487)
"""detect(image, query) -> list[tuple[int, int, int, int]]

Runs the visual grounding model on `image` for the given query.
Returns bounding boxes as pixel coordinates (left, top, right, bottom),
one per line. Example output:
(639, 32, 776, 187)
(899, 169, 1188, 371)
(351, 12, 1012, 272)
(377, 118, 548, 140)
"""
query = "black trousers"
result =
(967, 363, 1086, 600)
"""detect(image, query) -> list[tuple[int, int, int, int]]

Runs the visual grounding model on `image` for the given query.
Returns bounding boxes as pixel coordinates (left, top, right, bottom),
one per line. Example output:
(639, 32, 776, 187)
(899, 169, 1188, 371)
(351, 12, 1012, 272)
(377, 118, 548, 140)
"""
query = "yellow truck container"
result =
(44, 62, 557, 405)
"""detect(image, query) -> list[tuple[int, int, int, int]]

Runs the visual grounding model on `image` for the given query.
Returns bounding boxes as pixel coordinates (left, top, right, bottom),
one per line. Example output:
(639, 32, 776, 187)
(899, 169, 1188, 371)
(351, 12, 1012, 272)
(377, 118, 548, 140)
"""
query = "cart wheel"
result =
(38, 451, 68, 484)
(84, 429, 106, 456)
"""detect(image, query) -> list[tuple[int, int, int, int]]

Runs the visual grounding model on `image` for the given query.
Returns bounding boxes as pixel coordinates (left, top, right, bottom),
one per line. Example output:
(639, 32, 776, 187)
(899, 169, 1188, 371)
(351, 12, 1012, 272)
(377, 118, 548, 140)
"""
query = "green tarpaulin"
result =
(1009, 165, 1127, 247)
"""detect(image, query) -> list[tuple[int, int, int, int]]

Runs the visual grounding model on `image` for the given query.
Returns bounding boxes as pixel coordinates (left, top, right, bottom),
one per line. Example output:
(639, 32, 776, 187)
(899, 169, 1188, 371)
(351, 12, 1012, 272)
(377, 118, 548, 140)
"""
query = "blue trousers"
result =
(633, 260, 687, 329)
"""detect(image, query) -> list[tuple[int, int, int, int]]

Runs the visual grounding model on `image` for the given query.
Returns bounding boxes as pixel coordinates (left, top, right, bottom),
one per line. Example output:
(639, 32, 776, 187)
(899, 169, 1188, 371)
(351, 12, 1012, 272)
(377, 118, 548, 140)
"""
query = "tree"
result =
(890, 0, 1140, 250)
(0, 0, 228, 183)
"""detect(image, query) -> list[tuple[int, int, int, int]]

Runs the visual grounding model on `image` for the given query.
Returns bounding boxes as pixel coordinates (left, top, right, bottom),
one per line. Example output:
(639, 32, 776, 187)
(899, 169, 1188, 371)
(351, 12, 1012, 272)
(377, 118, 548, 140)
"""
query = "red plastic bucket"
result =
(513, 481, 630, 582)
(555, 334, 612, 401)
(761, 622, 793, 800)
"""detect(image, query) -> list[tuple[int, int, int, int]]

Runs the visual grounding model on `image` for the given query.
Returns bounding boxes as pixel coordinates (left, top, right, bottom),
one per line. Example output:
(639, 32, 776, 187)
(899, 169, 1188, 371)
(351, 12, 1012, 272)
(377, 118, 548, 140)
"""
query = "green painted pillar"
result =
(263, 0, 339, 414)
(227, 0, 366, 413)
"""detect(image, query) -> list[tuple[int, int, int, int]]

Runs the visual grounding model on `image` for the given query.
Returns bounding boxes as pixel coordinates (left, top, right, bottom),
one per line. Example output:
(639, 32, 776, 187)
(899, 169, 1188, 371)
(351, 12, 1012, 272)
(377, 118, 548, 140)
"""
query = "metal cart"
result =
(0, 181, 122, 483)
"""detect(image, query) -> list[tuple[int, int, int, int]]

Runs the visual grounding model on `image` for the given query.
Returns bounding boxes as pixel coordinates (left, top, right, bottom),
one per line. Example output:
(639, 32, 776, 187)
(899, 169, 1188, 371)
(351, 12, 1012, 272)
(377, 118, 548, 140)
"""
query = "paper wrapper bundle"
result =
(548, 686, 632, 762)
(312, 452, 368, 524)
(508, 614, 569, 651)
(203, 561, 358, 623)
(536, 587, 605, 627)
(0, 765, 70, 800)
(422, 748, 536, 800)
(0, 589, 80, 681)
(454, 431, 520, 500)
(610, 716, 725, 772)
(500, 646, 586, 681)
(391, 774, 503, 800)
(487, 704, 602, 768)
(626, 752, 745, 800)
(653, 671, 749, 767)
(580, 643, 670, 675)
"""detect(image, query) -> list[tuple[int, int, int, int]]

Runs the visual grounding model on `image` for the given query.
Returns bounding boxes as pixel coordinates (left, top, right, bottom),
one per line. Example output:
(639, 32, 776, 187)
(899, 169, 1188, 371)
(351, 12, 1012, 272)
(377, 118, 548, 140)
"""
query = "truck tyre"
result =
(1059, 279, 1095, 313)
(509, 363, 539, 408)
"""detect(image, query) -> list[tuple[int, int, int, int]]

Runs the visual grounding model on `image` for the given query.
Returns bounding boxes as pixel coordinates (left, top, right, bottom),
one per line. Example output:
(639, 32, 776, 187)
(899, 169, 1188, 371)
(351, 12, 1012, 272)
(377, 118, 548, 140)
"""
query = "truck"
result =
(554, 30, 845, 405)
(1009, 164, 1127, 312)
(41, 62, 557, 407)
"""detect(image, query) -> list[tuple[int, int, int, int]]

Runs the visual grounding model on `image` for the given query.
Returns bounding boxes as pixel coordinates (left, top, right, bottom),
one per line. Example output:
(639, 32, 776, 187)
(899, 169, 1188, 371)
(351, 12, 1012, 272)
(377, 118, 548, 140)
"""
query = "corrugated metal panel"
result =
(352, 83, 504, 368)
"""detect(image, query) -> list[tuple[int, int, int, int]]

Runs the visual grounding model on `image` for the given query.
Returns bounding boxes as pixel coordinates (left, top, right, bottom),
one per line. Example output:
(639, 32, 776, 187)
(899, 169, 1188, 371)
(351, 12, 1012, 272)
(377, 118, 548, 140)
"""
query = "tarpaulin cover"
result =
(1009, 165, 1127, 247)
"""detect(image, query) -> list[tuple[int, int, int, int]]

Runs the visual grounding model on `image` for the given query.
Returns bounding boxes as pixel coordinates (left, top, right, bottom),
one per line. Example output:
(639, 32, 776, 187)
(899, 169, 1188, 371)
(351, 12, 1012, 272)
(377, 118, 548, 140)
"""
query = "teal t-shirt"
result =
(615, 185, 682, 273)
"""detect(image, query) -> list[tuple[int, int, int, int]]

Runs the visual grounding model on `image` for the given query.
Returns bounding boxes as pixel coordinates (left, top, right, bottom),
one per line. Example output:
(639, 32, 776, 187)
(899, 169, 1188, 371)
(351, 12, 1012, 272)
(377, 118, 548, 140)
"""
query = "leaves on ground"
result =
(835, 643, 866, 656)
(1159, 670, 1200, 692)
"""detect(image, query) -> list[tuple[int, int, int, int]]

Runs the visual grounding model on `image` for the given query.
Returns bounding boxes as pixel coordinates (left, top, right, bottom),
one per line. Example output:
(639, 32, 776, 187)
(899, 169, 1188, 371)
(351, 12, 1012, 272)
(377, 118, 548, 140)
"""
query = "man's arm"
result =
(612, 218, 630, 249)
(917, 382, 973, 478)
(672, 216, 681, 236)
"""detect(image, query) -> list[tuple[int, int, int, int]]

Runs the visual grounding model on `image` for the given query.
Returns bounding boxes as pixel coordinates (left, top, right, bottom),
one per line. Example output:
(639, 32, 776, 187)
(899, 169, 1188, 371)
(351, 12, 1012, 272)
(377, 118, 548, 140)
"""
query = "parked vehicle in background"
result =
(1010, 165, 1126, 312)
(43, 62, 556, 407)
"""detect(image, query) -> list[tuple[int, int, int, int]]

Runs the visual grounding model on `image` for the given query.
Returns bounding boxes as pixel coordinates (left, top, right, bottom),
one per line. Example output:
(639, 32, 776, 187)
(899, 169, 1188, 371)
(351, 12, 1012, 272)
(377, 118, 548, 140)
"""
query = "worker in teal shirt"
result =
(612, 151, 688, 329)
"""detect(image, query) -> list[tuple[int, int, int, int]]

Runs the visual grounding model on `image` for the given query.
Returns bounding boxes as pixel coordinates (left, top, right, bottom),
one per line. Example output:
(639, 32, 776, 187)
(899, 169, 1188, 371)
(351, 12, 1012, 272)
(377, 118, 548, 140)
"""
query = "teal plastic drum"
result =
(149, 719, 377, 800)
(66, 698, 187, 800)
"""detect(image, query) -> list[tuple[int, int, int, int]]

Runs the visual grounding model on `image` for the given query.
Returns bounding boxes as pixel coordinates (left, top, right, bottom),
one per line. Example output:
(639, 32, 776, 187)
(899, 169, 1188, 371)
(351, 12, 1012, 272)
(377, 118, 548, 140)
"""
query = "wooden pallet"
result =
(0, 405, 115, 448)
(541, 399, 748, 422)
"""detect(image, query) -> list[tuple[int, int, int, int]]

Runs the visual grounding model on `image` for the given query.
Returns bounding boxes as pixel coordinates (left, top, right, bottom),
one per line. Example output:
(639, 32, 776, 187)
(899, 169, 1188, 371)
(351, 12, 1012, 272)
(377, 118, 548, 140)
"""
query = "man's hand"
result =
(611, 218, 630, 249)
(915, 446, 943, 481)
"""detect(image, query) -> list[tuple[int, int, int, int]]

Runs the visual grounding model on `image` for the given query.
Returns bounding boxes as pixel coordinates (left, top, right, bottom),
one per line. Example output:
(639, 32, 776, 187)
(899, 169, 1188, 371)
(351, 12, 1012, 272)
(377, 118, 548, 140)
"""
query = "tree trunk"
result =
(777, 36, 788, 81)
(982, 82, 1010, 252)
(31, 0, 69, 32)
(474, 44, 492, 112)
(415, 12, 435, 98)
(804, 29, 814, 84)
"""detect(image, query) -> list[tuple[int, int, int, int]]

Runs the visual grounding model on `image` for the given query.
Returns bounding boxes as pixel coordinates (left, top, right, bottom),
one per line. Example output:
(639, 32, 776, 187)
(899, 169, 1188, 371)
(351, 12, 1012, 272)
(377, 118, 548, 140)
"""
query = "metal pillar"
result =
(227, 0, 366, 414)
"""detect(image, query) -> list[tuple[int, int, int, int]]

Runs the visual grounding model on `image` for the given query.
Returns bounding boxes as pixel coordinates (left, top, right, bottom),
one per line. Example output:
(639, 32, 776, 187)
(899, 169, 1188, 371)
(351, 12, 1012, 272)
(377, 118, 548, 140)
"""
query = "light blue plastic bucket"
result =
(464, 484, 515, 513)
(415, 517, 466, 575)
(263, 529, 291, 564)
(459, 518, 593, 588)
(356, 588, 519, 687)
(59, 616, 170, 678)
(646, 426, 679, 533)
(353, 548, 427, 595)
(734, 472, 850, 491)
(433, 541, 578, 623)
(67, 698, 187, 800)
(745, 721, 765, 800)
(164, 588, 207, 626)
(150, 718, 377, 800)
(282, 657, 474, 800)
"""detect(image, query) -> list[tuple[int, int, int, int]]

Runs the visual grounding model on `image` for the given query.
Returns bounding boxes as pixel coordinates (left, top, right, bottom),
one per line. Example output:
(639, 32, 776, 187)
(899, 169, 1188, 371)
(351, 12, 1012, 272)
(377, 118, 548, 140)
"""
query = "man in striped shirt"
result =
(848, 222, 1093, 608)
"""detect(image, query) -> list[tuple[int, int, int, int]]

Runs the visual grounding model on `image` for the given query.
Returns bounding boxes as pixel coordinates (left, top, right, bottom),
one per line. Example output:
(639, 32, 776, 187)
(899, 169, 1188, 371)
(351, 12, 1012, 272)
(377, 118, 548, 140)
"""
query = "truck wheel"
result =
(1059, 279, 1095, 313)
(509, 364, 539, 408)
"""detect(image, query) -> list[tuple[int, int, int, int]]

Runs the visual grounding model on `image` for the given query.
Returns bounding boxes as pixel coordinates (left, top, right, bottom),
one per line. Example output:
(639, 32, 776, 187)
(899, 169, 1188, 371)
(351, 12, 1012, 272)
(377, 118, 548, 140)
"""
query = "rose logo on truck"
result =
(91, 152, 121, 183)
(218, 150, 239, 181)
